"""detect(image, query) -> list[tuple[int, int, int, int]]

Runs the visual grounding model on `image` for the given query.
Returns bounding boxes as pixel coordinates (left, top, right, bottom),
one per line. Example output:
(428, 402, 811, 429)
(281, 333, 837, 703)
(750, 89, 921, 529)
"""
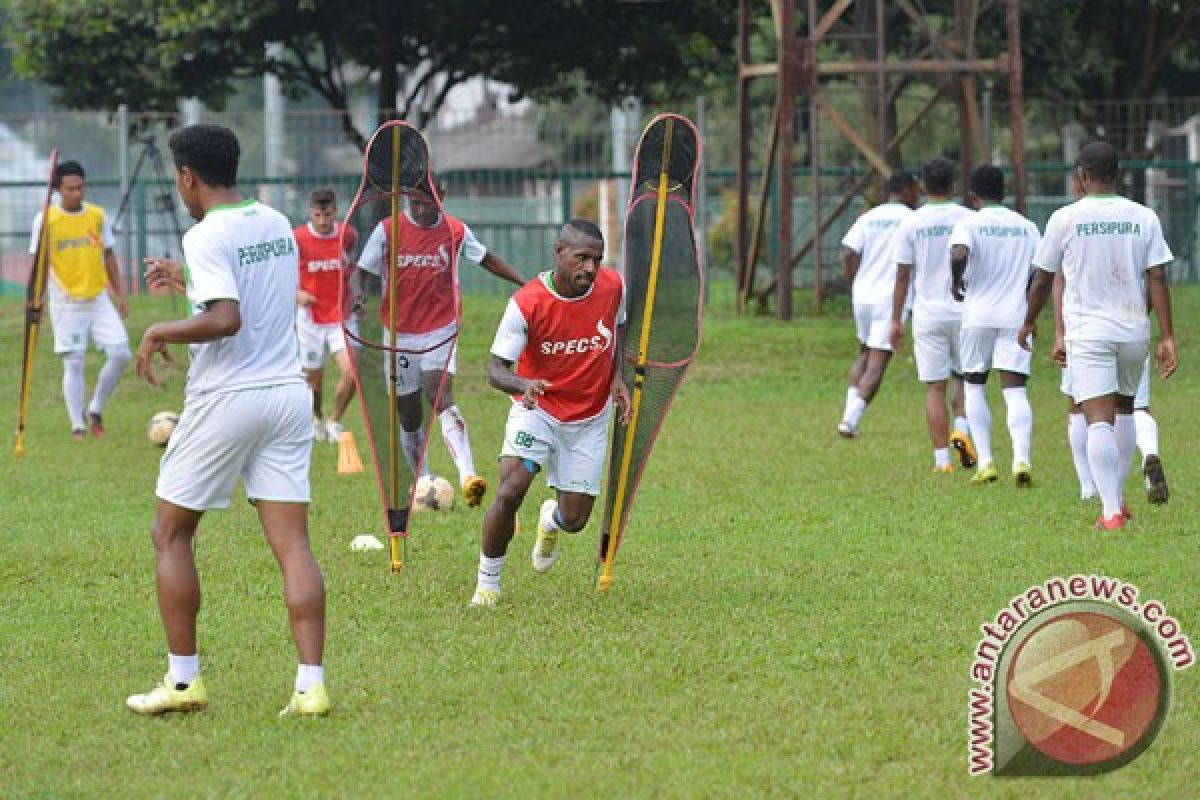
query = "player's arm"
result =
(488, 355, 548, 409)
(103, 248, 128, 318)
(1019, 269, 1054, 351)
(480, 252, 524, 287)
(950, 245, 969, 302)
(609, 322, 632, 425)
(1050, 269, 1066, 367)
(136, 299, 240, 386)
(840, 246, 860, 283)
(1147, 265, 1177, 378)
(890, 262, 911, 351)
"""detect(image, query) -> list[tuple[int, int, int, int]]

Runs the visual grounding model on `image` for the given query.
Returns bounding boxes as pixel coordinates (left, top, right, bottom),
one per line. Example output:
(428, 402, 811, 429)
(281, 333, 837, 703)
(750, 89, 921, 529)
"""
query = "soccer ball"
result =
(413, 475, 455, 512)
(147, 411, 179, 447)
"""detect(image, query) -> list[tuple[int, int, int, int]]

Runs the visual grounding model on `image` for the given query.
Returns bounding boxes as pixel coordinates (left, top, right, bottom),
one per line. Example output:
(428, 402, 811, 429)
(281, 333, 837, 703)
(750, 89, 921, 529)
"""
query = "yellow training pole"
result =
(14, 235, 52, 458)
(387, 125, 403, 574)
(598, 118, 674, 592)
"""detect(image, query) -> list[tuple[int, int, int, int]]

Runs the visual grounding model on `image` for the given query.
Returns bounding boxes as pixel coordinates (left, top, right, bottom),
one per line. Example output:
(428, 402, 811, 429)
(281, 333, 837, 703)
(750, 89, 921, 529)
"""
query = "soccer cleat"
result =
(1094, 513, 1126, 531)
(324, 419, 343, 444)
(87, 412, 105, 437)
(312, 416, 327, 443)
(470, 587, 499, 608)
(72, 428, 86, 441)
(531, 499, 561, 573)
(949, 430, 977, 468)
(837, 420, 857, 439)
(970, 463, 998, 485)
(1013, 462, 1032, 488)
(279, 683, 330, 717)
(1144, 455, 1169, 505)
(462, 475, 488, 508)
(1121, 503, 1133, 522)
(126, 675, 208, 715)
(932, 464, 954, 475)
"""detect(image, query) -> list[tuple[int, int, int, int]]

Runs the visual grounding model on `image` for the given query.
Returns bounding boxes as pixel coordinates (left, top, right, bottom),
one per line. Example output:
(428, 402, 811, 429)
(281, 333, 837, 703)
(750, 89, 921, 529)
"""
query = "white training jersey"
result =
(842, 202, 912, 306)
(1033, 195, 1172, 342)
(357, 211, 488, 274)
(893, 201, 973, 323)
(949, 205, 1040, 329)
(181, 198, 304, 398)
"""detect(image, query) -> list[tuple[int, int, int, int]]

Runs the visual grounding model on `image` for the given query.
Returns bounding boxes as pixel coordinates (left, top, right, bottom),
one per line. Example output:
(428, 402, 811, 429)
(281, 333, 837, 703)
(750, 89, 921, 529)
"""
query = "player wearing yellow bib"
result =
(29, 161, 129, 438)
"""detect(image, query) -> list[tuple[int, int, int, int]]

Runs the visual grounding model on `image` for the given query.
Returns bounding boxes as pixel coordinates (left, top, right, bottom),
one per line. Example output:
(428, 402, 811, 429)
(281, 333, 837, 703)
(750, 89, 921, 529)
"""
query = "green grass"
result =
(2, 285, 1199, 798)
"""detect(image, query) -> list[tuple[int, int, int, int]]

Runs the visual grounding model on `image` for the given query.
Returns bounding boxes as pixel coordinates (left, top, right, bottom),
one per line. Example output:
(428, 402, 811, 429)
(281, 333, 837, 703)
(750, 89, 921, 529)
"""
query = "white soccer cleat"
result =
(325, 419, 343, 444)
(531, 499, 561, 573)
(312, 416, 328, 443)
(837, 420, 857, 439)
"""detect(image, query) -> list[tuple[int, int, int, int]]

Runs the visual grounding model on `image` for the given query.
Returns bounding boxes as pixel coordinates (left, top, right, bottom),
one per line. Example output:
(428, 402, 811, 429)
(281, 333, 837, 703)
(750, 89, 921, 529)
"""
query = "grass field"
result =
(2, 284, 1198, 798)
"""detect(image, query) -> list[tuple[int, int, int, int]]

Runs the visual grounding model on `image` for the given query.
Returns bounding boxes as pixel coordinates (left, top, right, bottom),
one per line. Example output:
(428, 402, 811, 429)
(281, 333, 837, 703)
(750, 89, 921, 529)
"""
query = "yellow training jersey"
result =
(40, 203, 110, 300)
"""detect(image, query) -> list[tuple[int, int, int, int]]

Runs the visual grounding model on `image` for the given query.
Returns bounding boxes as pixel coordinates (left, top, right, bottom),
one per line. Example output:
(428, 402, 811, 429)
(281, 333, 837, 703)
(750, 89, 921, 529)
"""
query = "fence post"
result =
(135, 179, 148, 291)
(1189, 163, 1198, 283)
(560, 171, 572, 224)
(117, 104, 133, 294)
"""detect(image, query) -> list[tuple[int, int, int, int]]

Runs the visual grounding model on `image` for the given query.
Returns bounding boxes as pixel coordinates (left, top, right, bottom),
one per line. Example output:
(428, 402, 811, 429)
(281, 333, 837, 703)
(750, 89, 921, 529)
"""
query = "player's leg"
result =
(960, 327, 997, 483)
(422, 343, 486, 506)
(925, 380, 952, 472)
(389, 348, 429, 476)
(1066, 396, 1095, 499)
(49, 298, 88, 437)
(996, 328, 1034, 486)
(1112, 341, 1148, 514)
(1074, 340, 1124, 526)
(325, 323, 357, 440)
(532, 409, 608, 573)
(85, 293, 130, 435)
(949, 374, 976, 468)
(297, 313, 328, 441)
(1133, 356, 1168, 504)
(853, 305, 894, 411)
(840, 302, 872, 436)
(914, 320, 953, 471)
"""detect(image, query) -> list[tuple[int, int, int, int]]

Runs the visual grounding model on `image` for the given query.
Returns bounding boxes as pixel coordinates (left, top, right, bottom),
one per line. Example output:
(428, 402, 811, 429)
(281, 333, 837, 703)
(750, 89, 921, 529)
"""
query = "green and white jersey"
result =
(842, 202, 912, 306)
(182, 198, 304, 398)
(1034, 195, 1172, 342)
(894, 201, 973, 323)
(949, 205, 1040, 329)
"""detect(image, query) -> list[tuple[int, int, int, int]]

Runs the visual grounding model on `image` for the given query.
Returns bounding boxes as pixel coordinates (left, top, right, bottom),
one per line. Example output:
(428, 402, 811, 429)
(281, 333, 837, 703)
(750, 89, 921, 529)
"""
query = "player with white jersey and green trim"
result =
(127, 124, 330, 717)
(1023, 141, 1178, 530)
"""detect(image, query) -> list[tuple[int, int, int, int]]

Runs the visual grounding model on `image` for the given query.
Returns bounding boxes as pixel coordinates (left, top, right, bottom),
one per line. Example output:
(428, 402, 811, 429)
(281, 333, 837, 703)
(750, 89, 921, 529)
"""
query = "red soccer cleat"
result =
(87, 412, 105, 437)
(1094, 513, 1126, 531)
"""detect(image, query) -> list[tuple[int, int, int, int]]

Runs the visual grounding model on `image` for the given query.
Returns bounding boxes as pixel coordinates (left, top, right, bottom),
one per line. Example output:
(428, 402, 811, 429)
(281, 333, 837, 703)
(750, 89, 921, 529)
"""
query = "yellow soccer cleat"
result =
(1013, 462, 1032, 488)
(279, 683, 330, 717)
(970, 463, 999, 485)
(462, 475, 488, 508)
(531, 499, 560, 573)
(932, 464, 954, 475)
(126, 675, 208, 715)
(950, 430, 977, 468)
(470, 587, 500, 608)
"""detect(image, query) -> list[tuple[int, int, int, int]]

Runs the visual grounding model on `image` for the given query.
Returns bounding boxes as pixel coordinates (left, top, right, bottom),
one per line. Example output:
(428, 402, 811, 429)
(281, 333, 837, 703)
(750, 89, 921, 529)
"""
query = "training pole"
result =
(387, 126, 404, 574)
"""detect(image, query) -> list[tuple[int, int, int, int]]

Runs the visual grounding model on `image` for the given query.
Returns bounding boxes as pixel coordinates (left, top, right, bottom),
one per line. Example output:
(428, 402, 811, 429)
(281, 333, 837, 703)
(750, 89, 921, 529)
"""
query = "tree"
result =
(5, 0, 735, 151)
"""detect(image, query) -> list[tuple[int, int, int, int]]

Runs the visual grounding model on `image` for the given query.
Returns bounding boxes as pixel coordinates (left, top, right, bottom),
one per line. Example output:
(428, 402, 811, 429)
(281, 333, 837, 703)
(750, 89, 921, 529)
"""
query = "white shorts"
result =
(296, 312, 357, 370)
(913, 317, 961, 382)
(853, 301, 893, 352)
(1062, 339, 1148, 403)
(500, 404, 610, 496)
(48, 289, 129, 355)
(960, 327, 1031, 376)
(383, 327, 457, 396)
(156, 383, 312, 511)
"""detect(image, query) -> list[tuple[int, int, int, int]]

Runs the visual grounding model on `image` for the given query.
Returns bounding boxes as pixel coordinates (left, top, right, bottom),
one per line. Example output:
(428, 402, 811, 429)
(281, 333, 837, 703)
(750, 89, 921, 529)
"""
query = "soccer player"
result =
(30, 160, 130, 438)
(295, 188, 359, 443)
(470, 219, 631, 607)
(837, 171, 920, 438)
(356, 187, 523, 507)
(950, 165, 1040, 486)
(1023, 141, 1177, 529)
(891, 157, 976, 473)
(129, 124, 329, 716)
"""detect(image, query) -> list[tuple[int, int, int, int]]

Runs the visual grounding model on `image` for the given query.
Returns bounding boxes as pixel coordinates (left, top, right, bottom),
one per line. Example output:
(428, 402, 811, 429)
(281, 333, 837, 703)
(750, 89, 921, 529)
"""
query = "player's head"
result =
(408, 179, 446, 228)
(968, 165, 1005, 206)
(308, 188, 337, 235)
(922, 158, 956, 198)
(885, 170, 920, 209)
(167, 124, 240, 220)
(54, 161, 86, 211)
(1075, 141, 1120, 190)
(553, 219, 604, 297)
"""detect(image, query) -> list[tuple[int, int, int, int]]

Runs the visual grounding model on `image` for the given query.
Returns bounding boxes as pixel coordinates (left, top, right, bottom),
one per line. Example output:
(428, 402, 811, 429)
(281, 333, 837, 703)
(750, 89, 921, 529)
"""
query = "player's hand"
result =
(144, 257, 185, 292)
(135, 327, 172, 387)
(1157, 336, 1178, 379)
(612, 380, 632, 425)
(1017, 322, 1036, 351)
(1051, 335, 1067, 368)
(889, 321, 905, 353)
(521, 379, 550, 410)
(297, 289, 316, 307)
(951, 279, 966, 303)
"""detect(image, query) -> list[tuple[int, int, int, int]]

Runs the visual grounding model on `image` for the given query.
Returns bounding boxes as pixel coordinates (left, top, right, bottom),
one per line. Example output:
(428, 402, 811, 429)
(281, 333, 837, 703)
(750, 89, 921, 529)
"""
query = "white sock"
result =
(295, 664, 324, 692)
(964, 383, 993, 467)
(845, 386, 860, 412)
(477, 552, 505, 591)
(844, 396, 867, 427)
(62, 352, 86, 430)
(1115, 413, 1136, 501)
(953, 416, 970, 435)
(1068, 413, 1096, 498)
(400, 430, 430, 477)
(1003, 387, 1033, 468)
(167, 653, 200, 687)
(439, 405, 477, 481)
(1134, 409, 1159, 462)
(540, 500, 563, 533)
(934, 448, 951, 468)
(88, 345, 130, 415)
(1087, 422, 1122, 519)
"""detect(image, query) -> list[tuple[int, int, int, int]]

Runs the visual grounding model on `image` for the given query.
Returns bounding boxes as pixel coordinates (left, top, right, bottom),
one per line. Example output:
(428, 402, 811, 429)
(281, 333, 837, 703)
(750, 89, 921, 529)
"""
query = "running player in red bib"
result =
(470, 219, 631, 607)
(356, 186, 523, 506)
(294, 188, 359, 444)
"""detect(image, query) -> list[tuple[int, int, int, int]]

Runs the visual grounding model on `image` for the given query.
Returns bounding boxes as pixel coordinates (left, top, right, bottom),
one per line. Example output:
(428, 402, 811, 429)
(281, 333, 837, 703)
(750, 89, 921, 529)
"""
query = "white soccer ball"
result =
(147, 411, 179, 447)
(413, 475, 455, 512)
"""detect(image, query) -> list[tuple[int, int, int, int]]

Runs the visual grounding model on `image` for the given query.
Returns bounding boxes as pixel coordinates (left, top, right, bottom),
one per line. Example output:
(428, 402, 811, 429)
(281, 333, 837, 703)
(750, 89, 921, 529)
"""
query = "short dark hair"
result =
(560, 218, 604, 243)
(885, 170, 918, 195)
(969, 165, 1005, 202)
(309, 188, 336, 208)
(168, 124, 239, 188)
(53, 160, 85, 188)
(1076, 141, 1119, 184)
(923, 157, 956, 195)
